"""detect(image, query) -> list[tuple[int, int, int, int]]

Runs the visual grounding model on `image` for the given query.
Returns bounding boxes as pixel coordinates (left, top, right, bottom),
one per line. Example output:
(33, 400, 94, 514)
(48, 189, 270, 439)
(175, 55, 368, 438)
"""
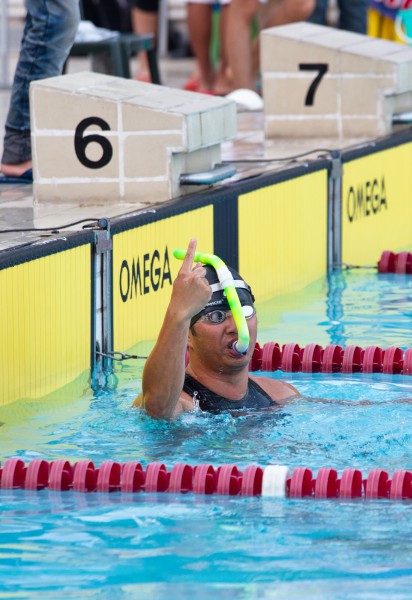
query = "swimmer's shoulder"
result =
(249, 375, 300, 405)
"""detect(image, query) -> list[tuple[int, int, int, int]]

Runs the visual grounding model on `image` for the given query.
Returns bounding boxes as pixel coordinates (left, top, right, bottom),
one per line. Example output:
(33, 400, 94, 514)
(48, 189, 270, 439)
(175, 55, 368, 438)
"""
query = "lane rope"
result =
(1, 459, 411, 500)
(247, 342, 411, 375)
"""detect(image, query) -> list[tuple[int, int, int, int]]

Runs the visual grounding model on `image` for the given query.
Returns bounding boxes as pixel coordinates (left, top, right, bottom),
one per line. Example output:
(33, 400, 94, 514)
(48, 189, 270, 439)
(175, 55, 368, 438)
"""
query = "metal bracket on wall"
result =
(327, 151, 343, 271)
(94, 223, 113, 373)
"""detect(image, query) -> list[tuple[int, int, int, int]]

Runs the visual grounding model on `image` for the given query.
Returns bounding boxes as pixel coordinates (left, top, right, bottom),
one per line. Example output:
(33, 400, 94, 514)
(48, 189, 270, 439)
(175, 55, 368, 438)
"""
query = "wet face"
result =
(188, 310, 258, 373)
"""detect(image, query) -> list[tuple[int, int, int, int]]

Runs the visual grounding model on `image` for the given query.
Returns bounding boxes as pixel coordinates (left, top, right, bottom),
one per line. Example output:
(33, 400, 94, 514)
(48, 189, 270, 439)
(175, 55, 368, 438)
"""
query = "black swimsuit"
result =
(183, 373, 278, 414)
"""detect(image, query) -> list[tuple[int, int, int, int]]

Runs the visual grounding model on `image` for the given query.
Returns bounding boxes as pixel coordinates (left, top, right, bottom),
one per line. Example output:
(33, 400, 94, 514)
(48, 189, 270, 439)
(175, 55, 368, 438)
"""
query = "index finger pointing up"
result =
(180, 238, 197, 272)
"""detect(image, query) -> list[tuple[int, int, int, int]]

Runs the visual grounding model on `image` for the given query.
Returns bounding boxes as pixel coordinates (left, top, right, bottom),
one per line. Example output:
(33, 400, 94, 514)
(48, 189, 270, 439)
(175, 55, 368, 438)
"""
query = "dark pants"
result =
(308, 0, 367, 34)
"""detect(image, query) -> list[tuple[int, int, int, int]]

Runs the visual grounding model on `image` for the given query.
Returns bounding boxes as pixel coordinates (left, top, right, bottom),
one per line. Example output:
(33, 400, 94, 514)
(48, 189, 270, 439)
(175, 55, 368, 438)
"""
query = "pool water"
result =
(1, 269, 412, 599)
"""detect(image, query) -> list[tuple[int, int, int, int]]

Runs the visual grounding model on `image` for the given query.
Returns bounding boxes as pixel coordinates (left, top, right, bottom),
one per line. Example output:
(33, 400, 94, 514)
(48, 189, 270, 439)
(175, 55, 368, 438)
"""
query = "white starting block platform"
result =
(30, 72, 236, 204)
(261, 22, 412, 139)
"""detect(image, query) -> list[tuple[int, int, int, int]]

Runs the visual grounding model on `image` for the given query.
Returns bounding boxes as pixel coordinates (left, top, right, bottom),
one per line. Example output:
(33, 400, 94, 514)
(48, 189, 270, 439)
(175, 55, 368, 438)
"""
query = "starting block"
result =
(30, 72, 236, 204)
(261, 22, 412, 139)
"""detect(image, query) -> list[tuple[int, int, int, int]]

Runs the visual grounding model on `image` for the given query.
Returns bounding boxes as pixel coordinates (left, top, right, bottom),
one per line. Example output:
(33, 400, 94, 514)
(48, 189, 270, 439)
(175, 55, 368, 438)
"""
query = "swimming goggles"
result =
(199, 305, 256, 324)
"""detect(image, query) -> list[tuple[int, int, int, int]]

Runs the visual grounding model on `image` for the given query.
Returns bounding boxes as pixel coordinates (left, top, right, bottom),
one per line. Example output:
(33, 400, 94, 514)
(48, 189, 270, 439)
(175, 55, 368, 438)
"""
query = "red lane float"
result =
(390, 470, 412, 500)
(281, 343, 302, 372)
(321, 345, 343, 373)
(216, 464, 242, 495)
(193, 464, 216, 494)
(49, 460, 73, 491)
(241, 465, 263, 496)
(261, 342, 281, 372)
(365, 469, 390, 499)
(382, 346, 403, 374)
(121, 461, 144, 493)
(97, 460, 121, 492)
(1, 458, 26, 489)
(395, 252, 412, 274)
(145, 462, 169, 492)
(342, 345, 363, 373)
(302, 344, 323, 373)
(249, 343, 262, 372)
(1, 459, 412, 501)
(404, 348, 412, 375)
(169, 463, 193, 493)
(315, 468, 339, 498)
(289, 467, 313, 498)
(362, 346, 384, 374)
(249, 342, 411, 375)
(378, 250, 412, 274)
(339, 468, 363, 498)
(73, 460, 97, 492)
(378, 251, 396, 273)
(25, 459, 49, 490)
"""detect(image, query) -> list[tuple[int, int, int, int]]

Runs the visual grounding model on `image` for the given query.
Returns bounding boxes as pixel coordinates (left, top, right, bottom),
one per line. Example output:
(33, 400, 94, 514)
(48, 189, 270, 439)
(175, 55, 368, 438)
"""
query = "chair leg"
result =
(147, 48, 161, 85)
(119, 45, 132, 79)
(109, 40, 127, 78)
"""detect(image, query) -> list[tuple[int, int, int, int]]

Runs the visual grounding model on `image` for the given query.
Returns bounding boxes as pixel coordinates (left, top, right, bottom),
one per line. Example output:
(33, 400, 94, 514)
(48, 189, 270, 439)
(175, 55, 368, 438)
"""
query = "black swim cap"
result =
(190, 265, 255, 327)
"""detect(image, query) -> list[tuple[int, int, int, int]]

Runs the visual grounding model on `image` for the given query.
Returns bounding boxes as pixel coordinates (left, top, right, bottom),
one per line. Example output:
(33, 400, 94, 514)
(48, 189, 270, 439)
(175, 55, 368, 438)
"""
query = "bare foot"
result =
(213, 67, 234, 96)
(1, 160, 32, 176)
(194, 65, 215, 93)
(135, 70, 151, 83)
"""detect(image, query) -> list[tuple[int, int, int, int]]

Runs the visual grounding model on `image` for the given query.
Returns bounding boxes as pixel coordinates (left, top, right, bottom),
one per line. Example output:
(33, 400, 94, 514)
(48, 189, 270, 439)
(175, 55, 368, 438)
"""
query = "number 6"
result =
(74, 117, 113, 169)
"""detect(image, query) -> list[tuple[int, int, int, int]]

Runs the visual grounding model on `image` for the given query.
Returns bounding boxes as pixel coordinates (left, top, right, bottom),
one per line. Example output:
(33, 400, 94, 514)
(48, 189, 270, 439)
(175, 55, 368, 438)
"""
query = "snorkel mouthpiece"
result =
(232, 341, 247, 355)
(173, 249, 250, 354)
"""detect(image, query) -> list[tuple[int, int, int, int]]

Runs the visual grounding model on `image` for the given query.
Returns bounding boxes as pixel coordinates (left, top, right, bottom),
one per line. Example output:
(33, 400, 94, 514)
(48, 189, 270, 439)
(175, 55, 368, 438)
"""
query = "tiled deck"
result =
(0, 53, 368, 253)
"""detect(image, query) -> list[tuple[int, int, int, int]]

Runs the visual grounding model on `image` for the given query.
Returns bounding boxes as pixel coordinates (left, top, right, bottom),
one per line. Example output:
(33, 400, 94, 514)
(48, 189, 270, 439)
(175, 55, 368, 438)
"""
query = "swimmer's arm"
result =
(133, 239, 211, 420)
(133, 308, 191, 419)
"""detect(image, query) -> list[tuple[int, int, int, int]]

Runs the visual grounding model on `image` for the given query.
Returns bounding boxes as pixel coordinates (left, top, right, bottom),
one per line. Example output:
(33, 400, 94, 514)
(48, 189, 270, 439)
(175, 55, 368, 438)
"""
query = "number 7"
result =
(299, 63, 328, 106)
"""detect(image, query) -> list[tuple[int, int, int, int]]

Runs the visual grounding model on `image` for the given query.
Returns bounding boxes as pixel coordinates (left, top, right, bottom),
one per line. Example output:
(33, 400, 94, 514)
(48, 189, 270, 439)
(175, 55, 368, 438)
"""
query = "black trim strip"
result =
(213, 191, 239, 270)
(0, 230, 94, 270)
(110, 252, 114, 366)
(90, 241, 96, 371)
(110, 160, 329, 236)
(342, 129, 412, 163)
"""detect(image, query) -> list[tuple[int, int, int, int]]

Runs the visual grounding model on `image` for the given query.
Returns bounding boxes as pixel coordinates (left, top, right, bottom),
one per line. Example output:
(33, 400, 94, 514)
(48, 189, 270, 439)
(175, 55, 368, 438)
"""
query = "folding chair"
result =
(65, 1, 161, 83)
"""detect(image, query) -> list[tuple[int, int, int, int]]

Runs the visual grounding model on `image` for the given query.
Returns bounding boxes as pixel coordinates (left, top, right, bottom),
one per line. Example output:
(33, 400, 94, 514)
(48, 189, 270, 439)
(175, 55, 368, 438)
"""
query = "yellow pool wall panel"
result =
(342, 143, 412, 265)
(238, 170, 328, 301)
(113, 206, 213, 351)
(0, 246, 91, 406)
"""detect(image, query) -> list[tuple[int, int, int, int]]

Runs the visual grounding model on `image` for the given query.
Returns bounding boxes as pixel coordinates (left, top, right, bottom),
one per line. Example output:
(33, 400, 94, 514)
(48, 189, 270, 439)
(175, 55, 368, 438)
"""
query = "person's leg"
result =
(213, 3, 233, 95)
(235, 0, 312, 93)
(264, 0, 315, 28)
(130, 0, 159, 81)
(226, 0, 260, 90)
(337, 0, 367, 34)
(251, 0, 314, 86)
(1, 0, 80, 175)
(187, 1, 214, 91)
(306, 0, 327, 25)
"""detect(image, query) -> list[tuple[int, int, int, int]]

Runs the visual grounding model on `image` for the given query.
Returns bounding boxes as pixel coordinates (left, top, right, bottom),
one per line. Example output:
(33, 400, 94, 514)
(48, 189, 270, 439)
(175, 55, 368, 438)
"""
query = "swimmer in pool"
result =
(133, 238, 300, 419)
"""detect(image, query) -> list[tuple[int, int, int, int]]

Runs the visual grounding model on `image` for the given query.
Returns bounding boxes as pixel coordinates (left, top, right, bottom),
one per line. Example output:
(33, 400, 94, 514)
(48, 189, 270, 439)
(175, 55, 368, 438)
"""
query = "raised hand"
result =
(170, 239, 212, 321)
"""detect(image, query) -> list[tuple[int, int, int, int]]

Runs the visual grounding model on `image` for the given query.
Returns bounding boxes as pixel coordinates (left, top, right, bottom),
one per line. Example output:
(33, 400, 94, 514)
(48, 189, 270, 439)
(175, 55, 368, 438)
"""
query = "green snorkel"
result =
(173, 249, 250, 354)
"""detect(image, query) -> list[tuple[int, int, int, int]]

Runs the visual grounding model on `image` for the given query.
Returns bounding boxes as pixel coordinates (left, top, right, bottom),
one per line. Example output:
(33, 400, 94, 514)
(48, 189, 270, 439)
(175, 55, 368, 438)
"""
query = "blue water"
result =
(1, 269, 412, 599)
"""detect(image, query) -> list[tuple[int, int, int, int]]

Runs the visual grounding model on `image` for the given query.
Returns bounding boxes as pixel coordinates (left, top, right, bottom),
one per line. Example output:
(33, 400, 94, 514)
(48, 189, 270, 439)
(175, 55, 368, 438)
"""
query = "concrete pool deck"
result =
(0, 47, 374, 254)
